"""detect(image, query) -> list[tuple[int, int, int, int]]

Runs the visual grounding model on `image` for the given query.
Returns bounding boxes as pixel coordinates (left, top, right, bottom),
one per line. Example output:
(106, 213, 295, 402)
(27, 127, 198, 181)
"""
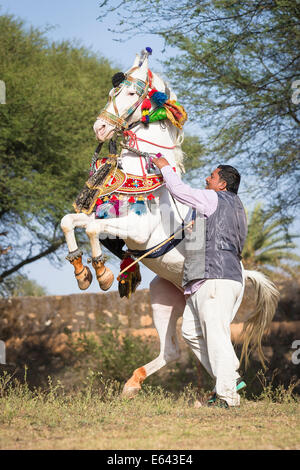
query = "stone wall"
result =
(0, 279, 299, 339)
(0, 289, 154, 339)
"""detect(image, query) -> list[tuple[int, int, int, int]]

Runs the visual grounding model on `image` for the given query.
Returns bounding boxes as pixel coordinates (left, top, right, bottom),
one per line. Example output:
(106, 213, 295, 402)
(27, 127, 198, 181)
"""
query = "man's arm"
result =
(152, 158, 218, 217)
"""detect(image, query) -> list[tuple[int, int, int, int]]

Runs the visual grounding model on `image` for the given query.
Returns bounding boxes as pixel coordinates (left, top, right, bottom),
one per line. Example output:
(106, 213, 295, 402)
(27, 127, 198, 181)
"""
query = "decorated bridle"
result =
(96, 47, 183, 133)
(97, 48, 153, 132)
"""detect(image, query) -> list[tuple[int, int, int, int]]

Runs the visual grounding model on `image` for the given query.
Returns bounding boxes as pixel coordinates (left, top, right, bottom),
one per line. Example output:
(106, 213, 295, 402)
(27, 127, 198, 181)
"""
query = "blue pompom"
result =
(151, 91, 168, 106)
(146, 47, 152, 55)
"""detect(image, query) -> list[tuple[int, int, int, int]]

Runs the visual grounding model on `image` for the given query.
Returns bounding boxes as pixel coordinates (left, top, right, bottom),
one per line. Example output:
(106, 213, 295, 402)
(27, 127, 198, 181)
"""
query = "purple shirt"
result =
(161, 165, 218, 296)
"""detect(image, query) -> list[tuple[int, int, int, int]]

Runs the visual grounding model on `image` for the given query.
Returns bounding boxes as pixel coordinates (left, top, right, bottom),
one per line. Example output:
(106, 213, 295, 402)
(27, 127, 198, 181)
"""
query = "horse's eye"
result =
(128, 91, 136, 96)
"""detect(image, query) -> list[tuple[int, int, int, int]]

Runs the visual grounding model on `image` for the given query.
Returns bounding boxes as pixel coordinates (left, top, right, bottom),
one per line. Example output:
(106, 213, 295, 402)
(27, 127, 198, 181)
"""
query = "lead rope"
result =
(123, 130, 147, 178)
(117, 219, 194, 280)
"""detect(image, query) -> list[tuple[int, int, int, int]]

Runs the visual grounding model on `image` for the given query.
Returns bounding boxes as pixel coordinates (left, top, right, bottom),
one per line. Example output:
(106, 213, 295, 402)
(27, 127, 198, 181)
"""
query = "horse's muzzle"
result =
(93, 118, 115, 142)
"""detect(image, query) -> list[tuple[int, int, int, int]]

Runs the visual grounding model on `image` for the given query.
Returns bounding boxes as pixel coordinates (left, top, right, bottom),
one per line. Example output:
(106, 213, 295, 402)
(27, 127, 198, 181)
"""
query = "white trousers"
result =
(182, 279, 243, 406)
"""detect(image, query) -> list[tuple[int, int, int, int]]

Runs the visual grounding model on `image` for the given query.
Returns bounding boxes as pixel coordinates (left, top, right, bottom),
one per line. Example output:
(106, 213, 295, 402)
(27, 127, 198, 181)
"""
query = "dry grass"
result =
(0, 371, 299, 450)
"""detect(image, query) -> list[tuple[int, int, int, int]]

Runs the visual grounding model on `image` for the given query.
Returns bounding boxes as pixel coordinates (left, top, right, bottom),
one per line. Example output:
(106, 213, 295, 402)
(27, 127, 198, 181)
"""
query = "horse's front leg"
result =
(85, 213, 155, 291)
(60, 213, 94, 290)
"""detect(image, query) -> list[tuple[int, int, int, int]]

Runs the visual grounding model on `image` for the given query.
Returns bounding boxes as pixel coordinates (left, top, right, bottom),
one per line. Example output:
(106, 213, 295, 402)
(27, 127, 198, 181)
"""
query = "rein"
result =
(117, 219, 194, 281)
(122, 128, 177, 178)
(123, 129, 176, 151)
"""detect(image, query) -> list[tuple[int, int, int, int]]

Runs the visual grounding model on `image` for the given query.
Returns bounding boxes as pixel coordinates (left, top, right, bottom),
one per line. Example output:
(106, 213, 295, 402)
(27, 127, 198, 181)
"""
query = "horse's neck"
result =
(120, 122, 180, 176)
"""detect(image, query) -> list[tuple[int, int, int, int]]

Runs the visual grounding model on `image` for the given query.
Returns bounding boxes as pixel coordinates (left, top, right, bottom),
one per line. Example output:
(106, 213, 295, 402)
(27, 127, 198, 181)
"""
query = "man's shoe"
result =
(236, 377, 247, 392)
(207, 378, 246, 405)
(207, 397, 229, 409)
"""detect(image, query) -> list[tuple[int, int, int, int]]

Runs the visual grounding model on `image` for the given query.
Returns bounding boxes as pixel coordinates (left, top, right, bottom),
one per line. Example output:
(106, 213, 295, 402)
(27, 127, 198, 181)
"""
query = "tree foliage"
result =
(242, 202, 300, 278)
(0, 15, 115, 288)
(98, 0, 300, 213)
(1, 274, 48, 297)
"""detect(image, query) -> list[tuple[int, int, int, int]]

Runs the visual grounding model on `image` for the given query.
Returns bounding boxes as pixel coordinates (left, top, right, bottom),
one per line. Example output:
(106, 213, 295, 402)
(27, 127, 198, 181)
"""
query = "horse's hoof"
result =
(92, 260, 114, 291)
(75, 265, 93, 290)
(121, 386, 141, 399)
(98, 266, 114, 291)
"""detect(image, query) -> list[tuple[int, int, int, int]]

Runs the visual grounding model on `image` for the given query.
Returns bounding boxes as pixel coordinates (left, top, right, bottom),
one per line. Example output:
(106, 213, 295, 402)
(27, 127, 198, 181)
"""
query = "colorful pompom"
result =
(120, 256, 136, 273)
(148, 89, 158, 98)
(150, 91, 168, 106)
(141, 115, 150, 123)
(112, 72, 125, 88)
(146, 47, 152, 55)
(141, 98, 152, 124)
(128, 196, 136, 203)
(149, 107, 167, 123)
(141, 98, 151, 110)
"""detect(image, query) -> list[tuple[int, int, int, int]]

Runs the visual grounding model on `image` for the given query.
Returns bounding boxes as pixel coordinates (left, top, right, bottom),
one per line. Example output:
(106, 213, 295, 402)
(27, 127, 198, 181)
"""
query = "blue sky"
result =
(0, 0, 166, 71)
(1, 1, 299, 294)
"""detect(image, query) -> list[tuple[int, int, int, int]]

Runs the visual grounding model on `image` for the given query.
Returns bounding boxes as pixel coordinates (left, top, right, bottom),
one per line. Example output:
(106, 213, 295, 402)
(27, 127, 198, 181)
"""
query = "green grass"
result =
(0, 370, 299, 450)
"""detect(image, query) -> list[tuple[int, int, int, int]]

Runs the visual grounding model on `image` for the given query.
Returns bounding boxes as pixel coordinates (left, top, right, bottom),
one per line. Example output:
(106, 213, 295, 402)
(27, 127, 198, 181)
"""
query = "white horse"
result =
(61, 50, 279, 396)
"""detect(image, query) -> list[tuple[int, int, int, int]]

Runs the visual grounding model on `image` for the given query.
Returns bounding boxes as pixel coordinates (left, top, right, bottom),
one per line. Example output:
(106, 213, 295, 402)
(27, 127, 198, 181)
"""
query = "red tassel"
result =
(120, 256, 136, 273)
(148, 88, 158, 98)
(148, 70, 153, 88)
(128, 196, 136, 203)
(141, 98, 151, 110)
(147, 193, 155, 200)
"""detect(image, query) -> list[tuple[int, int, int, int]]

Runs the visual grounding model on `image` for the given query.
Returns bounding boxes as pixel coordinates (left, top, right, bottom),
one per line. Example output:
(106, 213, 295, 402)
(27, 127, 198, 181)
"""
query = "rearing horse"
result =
(60, 50, 279, 397)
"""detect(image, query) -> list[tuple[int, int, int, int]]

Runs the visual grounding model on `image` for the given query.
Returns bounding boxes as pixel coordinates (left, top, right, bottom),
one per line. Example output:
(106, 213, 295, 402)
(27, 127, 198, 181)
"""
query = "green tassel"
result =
(149, 107, 167, 123)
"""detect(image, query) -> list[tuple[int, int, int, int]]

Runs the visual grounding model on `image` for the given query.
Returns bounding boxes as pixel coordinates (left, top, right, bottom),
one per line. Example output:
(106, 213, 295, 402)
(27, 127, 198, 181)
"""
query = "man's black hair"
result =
(217, 165, 241, 194)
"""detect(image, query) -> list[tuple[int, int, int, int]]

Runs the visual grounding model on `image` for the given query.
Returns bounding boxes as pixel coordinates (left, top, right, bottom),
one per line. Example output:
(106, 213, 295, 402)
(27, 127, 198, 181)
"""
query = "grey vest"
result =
(182, 191, 247, 286)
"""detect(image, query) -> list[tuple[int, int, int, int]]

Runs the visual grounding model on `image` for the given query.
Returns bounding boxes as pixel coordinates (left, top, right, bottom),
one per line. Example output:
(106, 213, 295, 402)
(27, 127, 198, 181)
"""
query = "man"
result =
(152, 156, 248, 408)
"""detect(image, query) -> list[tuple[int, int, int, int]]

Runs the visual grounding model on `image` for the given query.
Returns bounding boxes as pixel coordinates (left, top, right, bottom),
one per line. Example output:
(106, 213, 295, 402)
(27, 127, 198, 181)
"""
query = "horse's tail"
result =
(241, 269, 280, 369)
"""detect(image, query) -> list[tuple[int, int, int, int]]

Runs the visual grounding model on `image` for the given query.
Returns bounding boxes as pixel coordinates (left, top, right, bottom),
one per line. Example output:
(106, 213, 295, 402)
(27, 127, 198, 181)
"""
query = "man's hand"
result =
(151, 156, 170, 170)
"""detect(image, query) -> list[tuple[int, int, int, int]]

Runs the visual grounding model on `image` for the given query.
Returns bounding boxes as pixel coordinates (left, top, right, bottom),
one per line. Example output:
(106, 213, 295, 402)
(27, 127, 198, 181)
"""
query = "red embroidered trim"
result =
(116, 173, 164, 194)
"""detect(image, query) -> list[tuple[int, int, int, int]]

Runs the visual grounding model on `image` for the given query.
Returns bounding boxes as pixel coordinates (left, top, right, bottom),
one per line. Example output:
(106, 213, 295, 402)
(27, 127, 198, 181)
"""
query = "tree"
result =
(181, 134, 206, 175)
(0, 15, 116, 288)
(242, 202, 300, 278)
(98, 0, 300, 215)
(2, 274, 48, 297)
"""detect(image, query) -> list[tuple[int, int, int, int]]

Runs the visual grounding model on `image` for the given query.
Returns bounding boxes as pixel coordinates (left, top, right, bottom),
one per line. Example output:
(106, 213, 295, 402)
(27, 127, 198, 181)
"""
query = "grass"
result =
(0, 369, 299, 450)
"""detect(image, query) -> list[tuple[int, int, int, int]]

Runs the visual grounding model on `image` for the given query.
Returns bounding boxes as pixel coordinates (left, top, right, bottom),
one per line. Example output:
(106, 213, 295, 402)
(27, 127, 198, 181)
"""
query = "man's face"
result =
(205, 168, 227, 191)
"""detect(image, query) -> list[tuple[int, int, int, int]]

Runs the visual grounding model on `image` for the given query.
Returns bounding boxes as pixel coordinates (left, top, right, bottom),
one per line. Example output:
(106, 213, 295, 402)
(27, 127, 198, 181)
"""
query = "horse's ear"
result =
(125, 53, 140, 75)
(132, 53, 140, 68)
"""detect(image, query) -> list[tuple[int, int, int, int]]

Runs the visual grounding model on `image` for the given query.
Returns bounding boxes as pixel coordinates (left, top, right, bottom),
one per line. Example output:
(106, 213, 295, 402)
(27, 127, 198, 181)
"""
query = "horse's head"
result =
(94, 52, 151, 142)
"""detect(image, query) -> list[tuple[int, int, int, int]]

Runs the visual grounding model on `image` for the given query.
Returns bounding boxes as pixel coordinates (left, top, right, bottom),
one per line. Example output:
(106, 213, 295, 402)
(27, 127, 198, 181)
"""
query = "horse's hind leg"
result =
(122, 276, 186, 397)
(60, 213, 93, 290)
